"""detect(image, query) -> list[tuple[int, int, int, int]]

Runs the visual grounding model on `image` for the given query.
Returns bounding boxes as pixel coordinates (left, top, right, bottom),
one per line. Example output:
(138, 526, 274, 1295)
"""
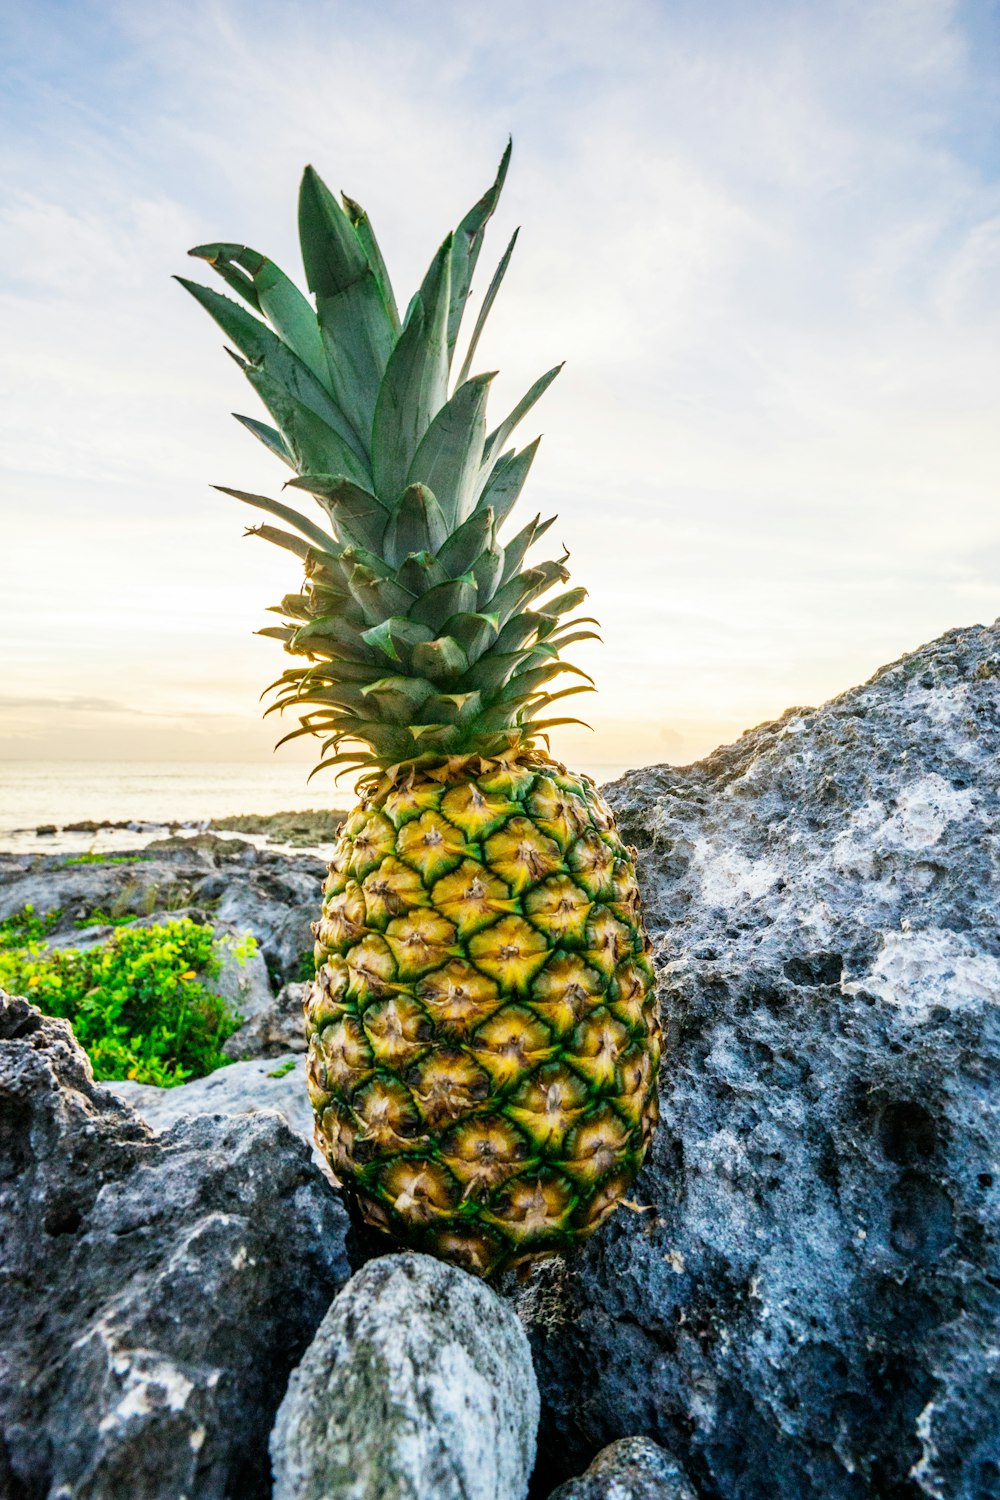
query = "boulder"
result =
(0, 991, 350, 1500)
(547, 1437, 696, 1499)
(106, 1052, 321, 1172)
(509, 621, 1000, 1500)
(222, 980, 310, 1059)
(270, 1252, 539, 1500)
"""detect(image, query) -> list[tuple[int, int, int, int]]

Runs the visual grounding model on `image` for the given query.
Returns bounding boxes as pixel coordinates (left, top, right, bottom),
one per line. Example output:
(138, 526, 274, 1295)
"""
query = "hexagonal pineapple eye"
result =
(345, 932, 397, 1001)
(506, 1062, 590, 1150)
(384, 907, 458, 978)
(564, 1007, 632, 1090)
(482, 817, 562, 894)
(440, 1115, 531, 1194)
(528, 953, 606, 1035)
(563, 1107, 632, 1186)
(362, 994, 433, 1065)
(566, 830, 616, 899)
(431, 860, 514, 937)
(467, 915, 550, 992)
(351, 1077, 423, 1148)
(523, 874, 592, 944)
(379, 1159, 459, 1223)
(485, 1171, 576, 1241)
(396, 810, 468, 882)
(406, 1050, 491, 1127)
(439, 781, 519, 839)
(524, 776, 589, 848)
(312, 1016, 375, 1095)
(346, 811, 396, 879)
(361, 857, 429, 927)
(469, 1006, 555, 1086)
(416, 959, 501, 1032)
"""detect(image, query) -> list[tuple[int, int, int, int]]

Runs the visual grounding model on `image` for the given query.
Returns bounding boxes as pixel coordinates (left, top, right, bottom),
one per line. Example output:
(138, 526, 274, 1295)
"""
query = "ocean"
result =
(0, 760, 634, 856)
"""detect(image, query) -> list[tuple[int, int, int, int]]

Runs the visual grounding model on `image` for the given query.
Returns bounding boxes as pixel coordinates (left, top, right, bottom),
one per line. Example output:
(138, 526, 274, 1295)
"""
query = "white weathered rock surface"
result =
(270, 1252, 539, 1500)
(106, 1053, 323, 1170)
(223, 979, 310, 1059)
(511, 621, 1000, 1500)
(0, 992, 349, 1500)
(547, 1437, 697, 1499)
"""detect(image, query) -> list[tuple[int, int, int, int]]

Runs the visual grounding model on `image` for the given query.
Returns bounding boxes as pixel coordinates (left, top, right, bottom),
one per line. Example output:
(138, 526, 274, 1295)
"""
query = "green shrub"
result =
(0, 912, 248, 1087)
(61, 853, 146, 867)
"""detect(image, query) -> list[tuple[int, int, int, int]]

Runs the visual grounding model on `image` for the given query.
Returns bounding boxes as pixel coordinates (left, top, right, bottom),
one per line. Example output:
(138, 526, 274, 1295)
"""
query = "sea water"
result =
(0, 760, 633, 855)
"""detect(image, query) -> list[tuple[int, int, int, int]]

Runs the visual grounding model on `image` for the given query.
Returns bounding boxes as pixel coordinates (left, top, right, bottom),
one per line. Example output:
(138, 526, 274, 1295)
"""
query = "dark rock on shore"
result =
(511, 620, 1000, 1500)
(0, 991, 349, 1500)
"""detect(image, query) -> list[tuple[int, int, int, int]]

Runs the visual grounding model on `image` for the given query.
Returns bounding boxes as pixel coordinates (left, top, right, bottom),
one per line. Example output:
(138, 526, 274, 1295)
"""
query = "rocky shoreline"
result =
(23, 807, 350, 851)
(2, 620, 999, 1498)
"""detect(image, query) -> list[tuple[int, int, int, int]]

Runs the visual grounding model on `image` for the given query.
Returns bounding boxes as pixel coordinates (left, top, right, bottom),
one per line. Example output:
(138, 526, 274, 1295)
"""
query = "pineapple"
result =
(179, 144, 660, 1277)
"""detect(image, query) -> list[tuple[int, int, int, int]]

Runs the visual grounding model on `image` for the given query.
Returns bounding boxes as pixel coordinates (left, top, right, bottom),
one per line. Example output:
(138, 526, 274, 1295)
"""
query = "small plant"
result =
(291, 950, 317, 984)
(0, 904, 62, 949)
(267, 1059, 297, 1079)
(73, 909, 137, 930)
(0, 914, 247, 1087)
(61, 853, 147, 867)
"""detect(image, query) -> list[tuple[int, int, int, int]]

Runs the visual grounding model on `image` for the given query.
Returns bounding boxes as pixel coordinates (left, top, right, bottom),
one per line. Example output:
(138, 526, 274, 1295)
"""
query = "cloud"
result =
(2, 0, 998, 771)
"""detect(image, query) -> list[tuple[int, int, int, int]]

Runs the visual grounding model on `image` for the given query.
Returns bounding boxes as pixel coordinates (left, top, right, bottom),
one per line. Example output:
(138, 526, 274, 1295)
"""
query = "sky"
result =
(1, 0, 998, 777)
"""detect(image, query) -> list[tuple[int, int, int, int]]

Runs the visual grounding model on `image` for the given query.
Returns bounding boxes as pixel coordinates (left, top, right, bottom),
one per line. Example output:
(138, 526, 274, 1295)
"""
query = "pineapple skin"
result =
(305, 754, 661, 1278)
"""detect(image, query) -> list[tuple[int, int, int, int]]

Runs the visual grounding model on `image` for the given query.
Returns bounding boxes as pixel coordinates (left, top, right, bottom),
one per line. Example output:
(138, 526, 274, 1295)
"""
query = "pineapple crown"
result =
(178, 143, 598, 778)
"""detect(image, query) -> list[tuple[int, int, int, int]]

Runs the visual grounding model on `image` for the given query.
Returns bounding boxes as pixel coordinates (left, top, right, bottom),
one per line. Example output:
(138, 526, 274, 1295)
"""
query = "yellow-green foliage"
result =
(0, 906, 250, 1087)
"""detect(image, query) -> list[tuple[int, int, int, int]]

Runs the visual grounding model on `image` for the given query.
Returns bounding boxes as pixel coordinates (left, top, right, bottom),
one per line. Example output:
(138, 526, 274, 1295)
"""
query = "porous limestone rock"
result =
(510, 622, 1000, 1500)
(0, 992, 349, 1500)
(547, 1436, 697, 1499)
(270, 1252, 539, 1500)
(107, 1052, 323, 1172)
(222, 979, 310, 1059)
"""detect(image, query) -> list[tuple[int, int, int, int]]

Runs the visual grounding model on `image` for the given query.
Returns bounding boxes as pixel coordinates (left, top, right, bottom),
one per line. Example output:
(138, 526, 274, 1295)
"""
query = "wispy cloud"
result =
(2, 0, 998, 771)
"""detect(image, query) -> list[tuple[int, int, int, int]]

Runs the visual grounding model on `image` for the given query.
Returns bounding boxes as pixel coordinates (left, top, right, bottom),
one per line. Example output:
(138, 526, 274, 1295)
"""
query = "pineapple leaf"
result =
(406, 373, 494, 529)
(381, 484, 449, 568)
(176, 277, 364, 465)
(341, 193, 401, 333)
(232, 414, 295, 468)
(455, 228, 518, 388)
(188, 243, 329, 387)
(407, 574, 478, 630)
(436, 506, 495, 579)
(243, 368, 372, 486)
(439, 610, 500, 663)
(362, 676, 436, 718)
(244, 523, 313, 561)
(411, 636, 470, 683)
(299, 165, 397, 449)
(371, 238, 452, 504)
(286, 474, 388, 552)
(447, 139, 511, 363)
(396, 551, 450, 597)
(475, 438, 540, 526)
(472, 544, 503, 606)
(361, 617, 434, 664)
(499, 514, 555, 587)
(483, 364, 563, 467)
(213, 486, 338, 555)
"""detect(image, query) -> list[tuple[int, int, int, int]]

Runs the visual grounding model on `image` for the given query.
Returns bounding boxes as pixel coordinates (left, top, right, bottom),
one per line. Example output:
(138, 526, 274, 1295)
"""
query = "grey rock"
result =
(270, 1251, 539, 1500)
(209, 927, 274, 1021)
(106, 1052, 323, 1172)
(222, 980, 309, 1059)
(509, 621, 1000, 1500)
(548, 1437, 696, 1499)
(0, 991, 349, 1500)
